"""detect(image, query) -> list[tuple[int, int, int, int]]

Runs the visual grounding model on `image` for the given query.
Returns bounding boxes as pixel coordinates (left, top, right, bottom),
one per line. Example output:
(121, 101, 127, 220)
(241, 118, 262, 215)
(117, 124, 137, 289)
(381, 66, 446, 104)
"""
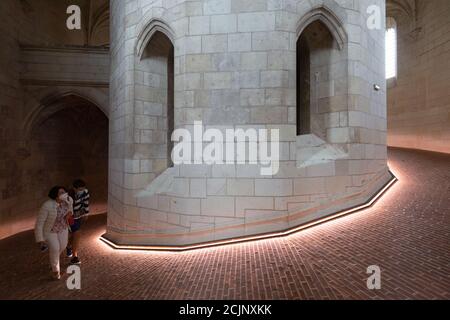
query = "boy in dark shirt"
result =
(67, 179, 90, 265)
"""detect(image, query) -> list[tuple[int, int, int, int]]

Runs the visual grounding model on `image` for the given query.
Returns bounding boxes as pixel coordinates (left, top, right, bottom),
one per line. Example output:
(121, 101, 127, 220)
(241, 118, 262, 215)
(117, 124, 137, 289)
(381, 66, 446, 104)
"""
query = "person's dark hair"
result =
(48, 186, 67, 200)
(73, 179, 87, 189)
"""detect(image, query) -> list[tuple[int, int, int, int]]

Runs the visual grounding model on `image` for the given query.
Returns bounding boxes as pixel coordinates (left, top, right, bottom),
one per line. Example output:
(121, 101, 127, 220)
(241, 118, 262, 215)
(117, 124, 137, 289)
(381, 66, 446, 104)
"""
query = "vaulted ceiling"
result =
(387, 0, 417, 20)
(84, 0, 109, 46)
(386, 0, 427, 39)
(19, 0, 109, 47)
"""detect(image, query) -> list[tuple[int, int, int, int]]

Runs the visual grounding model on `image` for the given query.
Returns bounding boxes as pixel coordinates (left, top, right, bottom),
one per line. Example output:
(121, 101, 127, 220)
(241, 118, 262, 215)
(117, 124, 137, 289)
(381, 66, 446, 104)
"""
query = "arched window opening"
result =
(386, 17, 398, 80)
(138, 29, 175, 171)
(297, 19, 342, 139)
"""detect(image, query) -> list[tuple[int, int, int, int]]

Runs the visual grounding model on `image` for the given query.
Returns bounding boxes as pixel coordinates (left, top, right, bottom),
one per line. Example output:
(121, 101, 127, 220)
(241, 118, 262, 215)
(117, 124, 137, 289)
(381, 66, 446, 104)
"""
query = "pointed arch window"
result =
(386, 17, 397, 80)
(136, 20, 175, 171)
(295, 7, 348, 138)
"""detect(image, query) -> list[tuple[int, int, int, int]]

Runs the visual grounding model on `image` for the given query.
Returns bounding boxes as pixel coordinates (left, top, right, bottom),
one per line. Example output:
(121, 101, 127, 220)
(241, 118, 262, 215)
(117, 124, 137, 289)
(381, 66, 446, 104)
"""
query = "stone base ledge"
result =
(101, 170, 397, 252)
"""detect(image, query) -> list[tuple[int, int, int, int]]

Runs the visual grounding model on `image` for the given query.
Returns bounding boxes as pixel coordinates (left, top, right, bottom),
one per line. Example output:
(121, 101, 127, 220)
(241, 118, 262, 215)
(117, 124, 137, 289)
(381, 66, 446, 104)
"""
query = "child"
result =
(66, 179, 90, 265)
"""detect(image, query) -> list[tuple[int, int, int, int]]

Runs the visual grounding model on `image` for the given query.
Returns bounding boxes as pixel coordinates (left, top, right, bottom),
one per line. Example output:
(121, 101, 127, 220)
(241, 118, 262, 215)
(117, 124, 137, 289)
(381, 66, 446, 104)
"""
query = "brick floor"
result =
(0, 148, 449, 300)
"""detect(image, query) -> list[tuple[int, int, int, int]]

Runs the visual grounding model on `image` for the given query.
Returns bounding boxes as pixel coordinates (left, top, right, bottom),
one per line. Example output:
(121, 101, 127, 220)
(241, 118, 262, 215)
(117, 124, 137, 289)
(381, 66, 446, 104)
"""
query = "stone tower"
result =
(106, 0, 390, 247)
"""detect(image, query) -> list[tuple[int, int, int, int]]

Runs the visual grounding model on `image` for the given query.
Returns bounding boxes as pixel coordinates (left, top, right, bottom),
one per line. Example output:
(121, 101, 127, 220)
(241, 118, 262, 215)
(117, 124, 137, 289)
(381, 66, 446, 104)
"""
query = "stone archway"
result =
(24, 92, 109, 225)
(296, 6, 348, 51)
(22, 87, 109, 142)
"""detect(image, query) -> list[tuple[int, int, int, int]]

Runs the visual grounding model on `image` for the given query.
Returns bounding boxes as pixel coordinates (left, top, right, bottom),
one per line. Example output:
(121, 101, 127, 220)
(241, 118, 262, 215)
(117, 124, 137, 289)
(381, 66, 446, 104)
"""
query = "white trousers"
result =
(45, 229, 68, 273)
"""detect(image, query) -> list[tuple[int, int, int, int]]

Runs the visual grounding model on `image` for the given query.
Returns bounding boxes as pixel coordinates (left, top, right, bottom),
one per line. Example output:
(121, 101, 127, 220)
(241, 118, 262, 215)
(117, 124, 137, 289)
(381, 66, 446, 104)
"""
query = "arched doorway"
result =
(27, 94, 109, 216)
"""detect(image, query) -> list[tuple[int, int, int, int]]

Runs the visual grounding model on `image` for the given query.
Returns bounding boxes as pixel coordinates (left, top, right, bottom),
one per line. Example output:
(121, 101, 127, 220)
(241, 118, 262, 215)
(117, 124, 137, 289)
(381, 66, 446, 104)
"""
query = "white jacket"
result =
(34, 198, 74, 243)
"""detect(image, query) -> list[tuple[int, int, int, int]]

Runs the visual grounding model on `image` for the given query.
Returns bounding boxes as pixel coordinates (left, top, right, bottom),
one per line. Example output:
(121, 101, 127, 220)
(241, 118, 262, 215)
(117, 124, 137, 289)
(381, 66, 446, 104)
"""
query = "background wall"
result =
(0, 0, 110, 240)
(4, 0, 448, 243)
(387, 0, 450, 154)
(0, 0, 25, 239)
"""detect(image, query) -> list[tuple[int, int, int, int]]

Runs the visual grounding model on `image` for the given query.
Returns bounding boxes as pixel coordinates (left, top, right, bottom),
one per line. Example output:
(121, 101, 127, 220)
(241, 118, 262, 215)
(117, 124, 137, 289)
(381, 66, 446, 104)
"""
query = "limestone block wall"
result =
(106, 0, 390, 246)
(387, 0, 450, 154)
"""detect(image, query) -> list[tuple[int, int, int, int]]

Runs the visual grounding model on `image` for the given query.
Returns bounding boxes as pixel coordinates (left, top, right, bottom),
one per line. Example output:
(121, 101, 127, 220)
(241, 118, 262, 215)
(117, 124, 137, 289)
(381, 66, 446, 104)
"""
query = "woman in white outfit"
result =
(35, 186, 74, 280)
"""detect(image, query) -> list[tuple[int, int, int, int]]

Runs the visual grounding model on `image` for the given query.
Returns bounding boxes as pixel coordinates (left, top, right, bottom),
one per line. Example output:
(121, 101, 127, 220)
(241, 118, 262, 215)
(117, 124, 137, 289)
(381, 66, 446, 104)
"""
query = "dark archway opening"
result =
(28, 95, 109, 215)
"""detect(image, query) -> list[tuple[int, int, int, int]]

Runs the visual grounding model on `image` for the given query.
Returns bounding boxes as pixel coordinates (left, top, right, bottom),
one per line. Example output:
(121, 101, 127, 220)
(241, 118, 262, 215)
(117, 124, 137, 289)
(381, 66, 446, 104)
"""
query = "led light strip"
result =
(100, 172, 398, 253)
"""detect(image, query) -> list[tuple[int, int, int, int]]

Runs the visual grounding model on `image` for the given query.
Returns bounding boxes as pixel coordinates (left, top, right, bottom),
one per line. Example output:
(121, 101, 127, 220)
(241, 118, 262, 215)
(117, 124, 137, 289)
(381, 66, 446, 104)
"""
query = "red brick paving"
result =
(0, 148, 449, 300)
